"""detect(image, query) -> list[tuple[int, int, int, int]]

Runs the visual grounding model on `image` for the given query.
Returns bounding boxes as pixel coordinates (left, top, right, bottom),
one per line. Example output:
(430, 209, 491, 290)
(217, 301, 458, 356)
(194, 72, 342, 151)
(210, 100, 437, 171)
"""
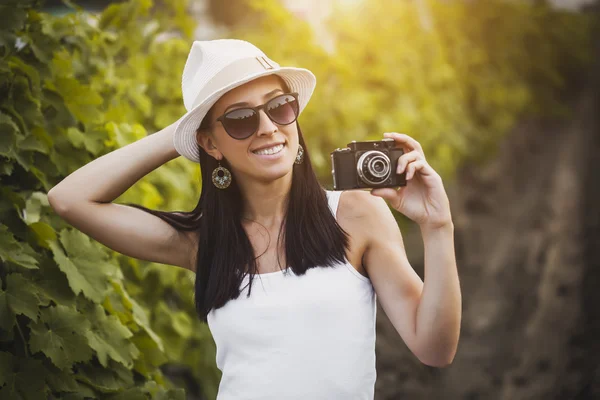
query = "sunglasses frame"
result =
(215, 92, 300, 140)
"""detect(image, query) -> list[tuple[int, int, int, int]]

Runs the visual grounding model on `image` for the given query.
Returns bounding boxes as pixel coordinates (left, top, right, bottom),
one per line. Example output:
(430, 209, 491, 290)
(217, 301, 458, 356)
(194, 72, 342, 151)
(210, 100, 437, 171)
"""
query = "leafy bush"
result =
(0, 0, 220, 398)
(236, 0, 594, 180)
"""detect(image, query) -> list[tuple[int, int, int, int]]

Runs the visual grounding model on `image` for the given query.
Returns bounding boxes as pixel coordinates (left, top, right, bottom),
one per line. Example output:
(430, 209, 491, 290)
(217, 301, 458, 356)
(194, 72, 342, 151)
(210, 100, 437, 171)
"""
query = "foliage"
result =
(233, 0, 594, 182)
(0, 0, 594, 398)
(0, 0, 220, 398)
(206, 0, 261, 28)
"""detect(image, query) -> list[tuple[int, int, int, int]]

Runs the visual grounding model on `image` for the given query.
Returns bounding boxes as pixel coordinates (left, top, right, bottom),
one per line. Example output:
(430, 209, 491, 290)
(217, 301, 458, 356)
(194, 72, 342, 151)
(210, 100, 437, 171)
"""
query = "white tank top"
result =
(206, 189, 377, 400)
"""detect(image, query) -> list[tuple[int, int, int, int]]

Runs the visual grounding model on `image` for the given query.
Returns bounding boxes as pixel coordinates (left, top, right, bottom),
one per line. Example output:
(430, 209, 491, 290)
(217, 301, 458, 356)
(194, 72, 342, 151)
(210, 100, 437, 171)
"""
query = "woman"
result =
(48, 39, 461, 399)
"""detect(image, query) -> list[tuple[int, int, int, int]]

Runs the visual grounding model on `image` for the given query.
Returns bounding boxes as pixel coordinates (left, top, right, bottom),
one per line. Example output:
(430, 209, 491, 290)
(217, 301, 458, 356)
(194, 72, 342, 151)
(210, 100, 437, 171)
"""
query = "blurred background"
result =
(0, 0, 599, 399)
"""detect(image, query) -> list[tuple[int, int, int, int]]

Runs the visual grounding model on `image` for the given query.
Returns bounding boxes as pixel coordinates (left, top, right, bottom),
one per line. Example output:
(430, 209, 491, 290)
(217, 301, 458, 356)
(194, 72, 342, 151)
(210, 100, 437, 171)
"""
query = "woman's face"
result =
(197, 75, 300, 184)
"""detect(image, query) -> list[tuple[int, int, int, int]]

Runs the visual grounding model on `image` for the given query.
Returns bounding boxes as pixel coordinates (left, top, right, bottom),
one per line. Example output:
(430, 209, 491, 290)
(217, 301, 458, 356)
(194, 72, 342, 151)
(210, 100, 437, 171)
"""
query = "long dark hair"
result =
(125, 78, 350, 322)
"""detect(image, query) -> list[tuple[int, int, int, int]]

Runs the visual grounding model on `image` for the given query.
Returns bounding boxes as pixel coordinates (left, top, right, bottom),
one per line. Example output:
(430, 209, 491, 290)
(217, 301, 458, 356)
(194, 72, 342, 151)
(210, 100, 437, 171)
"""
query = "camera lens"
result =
(370, 158, 387, 176)
(357, 151, 391, 185)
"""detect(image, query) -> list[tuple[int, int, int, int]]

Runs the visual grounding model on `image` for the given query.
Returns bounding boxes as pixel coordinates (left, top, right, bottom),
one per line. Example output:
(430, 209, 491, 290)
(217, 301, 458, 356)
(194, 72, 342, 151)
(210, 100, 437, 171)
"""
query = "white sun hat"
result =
(172, 39, 317, 163)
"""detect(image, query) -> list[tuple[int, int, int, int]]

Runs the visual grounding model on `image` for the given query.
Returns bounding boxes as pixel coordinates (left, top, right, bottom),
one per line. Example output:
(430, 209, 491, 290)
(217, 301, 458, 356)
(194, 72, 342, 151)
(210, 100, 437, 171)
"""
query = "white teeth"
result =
(253, 143, 284, 156)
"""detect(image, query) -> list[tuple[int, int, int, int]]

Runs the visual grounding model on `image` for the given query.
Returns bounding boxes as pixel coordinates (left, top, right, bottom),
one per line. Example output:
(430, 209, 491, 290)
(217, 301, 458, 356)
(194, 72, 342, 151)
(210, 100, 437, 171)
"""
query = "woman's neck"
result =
(237, 170, 293, 227)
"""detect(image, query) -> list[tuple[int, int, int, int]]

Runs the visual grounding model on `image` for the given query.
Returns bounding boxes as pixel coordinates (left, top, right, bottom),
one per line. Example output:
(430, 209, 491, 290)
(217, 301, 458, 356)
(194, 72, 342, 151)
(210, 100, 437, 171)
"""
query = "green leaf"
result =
(28, 304, 93, 370)
(153, 386, 186, 400)
(0, 224, 39, 271)
(4, 273, 46, 321)
(24, 28, 56, 65)
(0, 106, 27, 143)
(104, 122, 147, 148)
(0, 6, 27, 33)
(28, 221, 57, 248)
(0, 158, 14, 176)
(105, 386, 147, 400)
(48, 228, 120, 303)
(16, 134, 47, 155)
(0, 112, 20, 157)
(0, 328, 15, 342)
(81, 302, 140, 368)
(11, 148, 34, 173)
(0, 290, 16, 333)
(34, 258, 76, 308)
(0, 351, 48, 400)
(41, 88, 76, 127)
(11, 75, 44, 129)
(152, 300, 189, 360)
(66, 125, 107, 155)
(0, 112, 20, 135)
(44, 361, 80, 393)
(50, 76, 103, 124)
(171, 310, 193, 338)
(30, 167, 52, 193)
(107, 387, 148, 400)
(62, 382, 97, 400)
(59, 227, 112, 264)
(8, 56, 41, 99)
(0, 186, 25, 214)
(0, 351, 12, 385)
(106, 279, 164, 352)
(49, 239, 106, 303)
(74, 360, 134, 393)
(131, 332, 168, 376)
(0, 32, 17, 56)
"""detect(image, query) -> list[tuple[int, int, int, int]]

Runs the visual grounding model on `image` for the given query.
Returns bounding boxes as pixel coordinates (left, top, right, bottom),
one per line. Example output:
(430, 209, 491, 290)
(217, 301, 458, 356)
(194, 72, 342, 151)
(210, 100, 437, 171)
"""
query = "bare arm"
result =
(339, 190, 459, 367)
(47, 120, 199, 271)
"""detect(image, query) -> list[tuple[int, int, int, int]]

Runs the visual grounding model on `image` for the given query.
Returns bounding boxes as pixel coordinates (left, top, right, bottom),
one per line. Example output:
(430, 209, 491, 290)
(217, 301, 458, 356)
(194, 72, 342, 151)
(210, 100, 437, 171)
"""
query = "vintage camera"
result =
(330, 138, 406, 190)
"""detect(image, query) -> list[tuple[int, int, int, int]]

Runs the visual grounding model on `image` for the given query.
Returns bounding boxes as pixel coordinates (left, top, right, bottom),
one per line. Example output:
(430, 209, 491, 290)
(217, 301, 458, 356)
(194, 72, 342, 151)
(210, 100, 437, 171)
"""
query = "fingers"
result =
(370, 187, 402, 202)
(406, 159, 437, 180)
(396, 150, 423, 174)
(384, 132, 425, 159)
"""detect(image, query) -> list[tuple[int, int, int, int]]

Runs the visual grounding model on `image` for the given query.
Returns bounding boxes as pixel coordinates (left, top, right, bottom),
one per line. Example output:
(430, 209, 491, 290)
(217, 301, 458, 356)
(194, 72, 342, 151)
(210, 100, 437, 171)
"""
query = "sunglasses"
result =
(215, 92, 300, 140)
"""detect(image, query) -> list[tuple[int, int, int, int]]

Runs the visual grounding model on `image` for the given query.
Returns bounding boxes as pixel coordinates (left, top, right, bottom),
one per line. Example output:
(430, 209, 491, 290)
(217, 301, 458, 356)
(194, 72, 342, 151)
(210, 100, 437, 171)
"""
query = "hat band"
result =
(191, 56, 281, 110)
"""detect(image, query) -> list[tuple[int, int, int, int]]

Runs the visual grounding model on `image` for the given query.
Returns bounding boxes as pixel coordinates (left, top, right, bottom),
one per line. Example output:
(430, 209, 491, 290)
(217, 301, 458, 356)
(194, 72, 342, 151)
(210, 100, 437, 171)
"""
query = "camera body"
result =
(331, 138, 407, 190)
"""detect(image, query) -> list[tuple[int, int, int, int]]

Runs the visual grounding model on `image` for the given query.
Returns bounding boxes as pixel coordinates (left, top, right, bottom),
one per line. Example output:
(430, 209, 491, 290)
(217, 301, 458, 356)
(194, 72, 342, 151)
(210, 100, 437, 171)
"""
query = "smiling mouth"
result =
(252, 143, 285, 156)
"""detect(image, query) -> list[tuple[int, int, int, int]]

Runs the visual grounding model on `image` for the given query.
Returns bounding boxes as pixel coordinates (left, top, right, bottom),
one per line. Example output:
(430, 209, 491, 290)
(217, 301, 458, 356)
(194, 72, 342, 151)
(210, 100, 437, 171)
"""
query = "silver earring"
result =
(212, 161, 232, 189)
(295, 144, 304, 165)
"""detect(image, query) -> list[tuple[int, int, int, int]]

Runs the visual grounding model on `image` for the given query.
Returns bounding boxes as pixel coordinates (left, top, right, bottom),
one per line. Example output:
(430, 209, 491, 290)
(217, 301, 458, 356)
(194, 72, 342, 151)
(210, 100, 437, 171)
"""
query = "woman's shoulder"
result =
(337, 189, 390, 219)
(336, 189, 394, 237)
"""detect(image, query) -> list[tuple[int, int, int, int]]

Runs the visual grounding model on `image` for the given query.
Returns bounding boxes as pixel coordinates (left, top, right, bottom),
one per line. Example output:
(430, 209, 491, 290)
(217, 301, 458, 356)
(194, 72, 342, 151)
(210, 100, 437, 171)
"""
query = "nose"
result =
(256, 108, 278, 137)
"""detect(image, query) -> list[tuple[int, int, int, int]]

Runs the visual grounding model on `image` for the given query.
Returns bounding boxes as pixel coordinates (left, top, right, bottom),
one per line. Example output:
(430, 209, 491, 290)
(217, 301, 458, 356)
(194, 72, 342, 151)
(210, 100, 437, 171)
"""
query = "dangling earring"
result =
(295, 144, 304, 165)
(212, 160, 232, 189)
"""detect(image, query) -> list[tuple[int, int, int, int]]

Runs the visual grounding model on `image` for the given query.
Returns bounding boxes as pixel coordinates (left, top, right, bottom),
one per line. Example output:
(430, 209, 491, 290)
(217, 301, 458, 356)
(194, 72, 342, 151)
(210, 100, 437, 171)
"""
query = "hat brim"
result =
(173, 67, 316, 163)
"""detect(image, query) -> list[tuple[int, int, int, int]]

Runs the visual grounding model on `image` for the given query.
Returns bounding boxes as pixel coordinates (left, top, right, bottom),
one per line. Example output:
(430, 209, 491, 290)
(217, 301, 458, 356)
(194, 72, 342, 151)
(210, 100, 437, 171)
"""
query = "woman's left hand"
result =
(370, 132, 453, 230)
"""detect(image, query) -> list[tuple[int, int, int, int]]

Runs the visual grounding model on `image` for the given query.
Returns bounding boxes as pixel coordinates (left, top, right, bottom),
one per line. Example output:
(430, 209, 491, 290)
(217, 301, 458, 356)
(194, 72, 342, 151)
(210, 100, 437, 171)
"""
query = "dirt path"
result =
(375, 8, 600, 400)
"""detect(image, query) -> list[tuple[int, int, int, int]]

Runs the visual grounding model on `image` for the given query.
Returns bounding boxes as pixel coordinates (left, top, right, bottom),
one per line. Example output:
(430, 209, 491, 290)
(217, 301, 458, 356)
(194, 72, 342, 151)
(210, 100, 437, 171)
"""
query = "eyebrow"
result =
(223, 88, 285, 113)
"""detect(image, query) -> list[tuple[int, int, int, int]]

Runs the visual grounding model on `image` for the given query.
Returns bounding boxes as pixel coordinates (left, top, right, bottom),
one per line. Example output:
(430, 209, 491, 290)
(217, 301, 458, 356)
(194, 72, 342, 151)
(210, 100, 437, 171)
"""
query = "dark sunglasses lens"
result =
(267, 94, 299, 125)
(222, 108, 259, 139)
